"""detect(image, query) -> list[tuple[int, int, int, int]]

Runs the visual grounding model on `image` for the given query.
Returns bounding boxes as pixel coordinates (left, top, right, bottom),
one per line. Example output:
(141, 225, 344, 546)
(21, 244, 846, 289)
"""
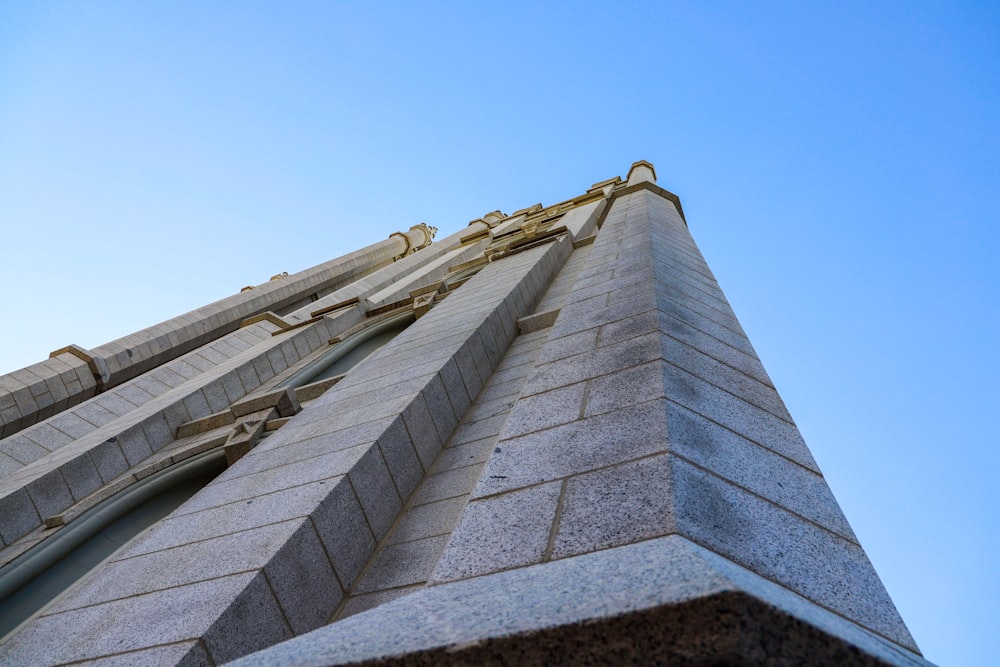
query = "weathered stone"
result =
(0, 163, 926, 667)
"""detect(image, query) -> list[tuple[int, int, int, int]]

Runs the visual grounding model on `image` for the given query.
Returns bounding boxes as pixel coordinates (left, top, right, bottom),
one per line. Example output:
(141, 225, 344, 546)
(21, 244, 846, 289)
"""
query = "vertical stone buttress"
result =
(228, 166, 929, 666)
(0, 163, 929, 666)
(0, 224, 434, 443)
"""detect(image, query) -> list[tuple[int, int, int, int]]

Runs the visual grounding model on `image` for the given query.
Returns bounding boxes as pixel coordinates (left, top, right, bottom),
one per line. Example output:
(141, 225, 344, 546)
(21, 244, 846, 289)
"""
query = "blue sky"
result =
(1, 2, 997, 664)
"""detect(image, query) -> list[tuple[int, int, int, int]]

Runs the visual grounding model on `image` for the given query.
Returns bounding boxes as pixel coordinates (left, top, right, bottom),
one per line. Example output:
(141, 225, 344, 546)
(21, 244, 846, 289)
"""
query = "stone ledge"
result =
(176, 410, 236, 439)
(231, 387, 301, 419)
(595, 180, 687, 227)
(294, 376, 344, 403)
(516, 308, 560, 334)
(227, 535, 932, 667)
(240, 312, 293, 330)
(49, 345, 111, 387)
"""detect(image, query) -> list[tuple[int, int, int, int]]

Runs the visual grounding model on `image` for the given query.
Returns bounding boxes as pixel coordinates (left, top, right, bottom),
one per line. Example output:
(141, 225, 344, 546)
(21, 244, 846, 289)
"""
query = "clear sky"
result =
(1, 2, 997, 664)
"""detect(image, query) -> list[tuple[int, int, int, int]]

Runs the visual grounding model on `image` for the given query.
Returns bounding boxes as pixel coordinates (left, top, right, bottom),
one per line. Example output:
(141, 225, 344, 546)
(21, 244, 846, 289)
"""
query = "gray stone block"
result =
(117, 423, 153, 466)
(656, 310, 772, 386)
(670, 457, 914, 648)
(521, 331, 662, 398)
(452, 343, 485, 401)
(178, 445, 365, 515)
(663, 401, 855, 541)
(48, 411, 95, 439)
(169, 360, 202, 380)
(0, 435, 48, 464)
(337, 585, 422, 621)
(421, 374, 459, 443)
(117, 480, 338, 559)
(253, 414, 391, 459)
(267, 519, 344, 634)
(654, 259, 732, 313)
(473, 399, 670, 497)
(72, 401, 119, 428)
(552, 455, 674, 559)
(661, 336, 792, 422)
(63, 641, 209, 666)
(474, 376, 525, 404)
(517, 308, 560, 334)
(60, 452, 103, 501)
(661, 362, 818, 471)
(236, 361, 261, 393)
(203, 380, 232, 413)
(181, 389, 213, 422)
(160, 399, 193, 435)
(387, 495, 467, 545)
(400, 395, 442, 469)
(430, 481, 561, 583)
(201, 571, 296, 664)
(474, 322, 504, 368)
(432, 437, 496, 473)
(502, 381, 585, 438)
(141, 412, 175, 452)
(460, 395, 517, 428)
(594, 304, 661, 343)
(185, 352, 216, 372)
(355, 534, 451, 593)
(0, 452, 21, 477)
(657, 291, 754, 356)
(0, 488, 41, 544)
(583, 360, 665, 418)
(26, 468, 74, 520)
(252, 355, 276, 385)
(0, 572, 290, 666)
(90, 437, 129, 483)
(151, 366, 188, 389)
(377, 416, 424, 500)
(653, 253, 726, 300)
(347, 445, 401, 540)
(221, 370, 247, 403)
(411, 463, 484, 506)
(312, 478, 376, 589)
(50, 520, 305, 613)
(114, 383, 155, 407)
(134, 375, 171, 398)
(449, 411, 509, 446)
(267, 347, 288, 374)
(482, 361, 534, 389)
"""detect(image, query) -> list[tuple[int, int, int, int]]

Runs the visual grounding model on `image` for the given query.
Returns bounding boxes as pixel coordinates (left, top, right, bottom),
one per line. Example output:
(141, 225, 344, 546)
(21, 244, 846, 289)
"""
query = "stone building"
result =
(0, 162, 931, 665)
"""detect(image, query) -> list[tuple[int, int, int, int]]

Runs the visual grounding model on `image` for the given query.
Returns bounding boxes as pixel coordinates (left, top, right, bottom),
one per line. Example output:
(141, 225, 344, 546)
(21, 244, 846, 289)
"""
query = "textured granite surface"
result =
(226, 535, 932, 667)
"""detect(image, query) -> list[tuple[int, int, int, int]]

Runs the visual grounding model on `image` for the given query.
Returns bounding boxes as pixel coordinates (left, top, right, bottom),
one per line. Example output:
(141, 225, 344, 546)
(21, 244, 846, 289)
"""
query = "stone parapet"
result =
(0, 355, 97, 443)
(0, 225, 448, 445)
(88, 234, 410, 389)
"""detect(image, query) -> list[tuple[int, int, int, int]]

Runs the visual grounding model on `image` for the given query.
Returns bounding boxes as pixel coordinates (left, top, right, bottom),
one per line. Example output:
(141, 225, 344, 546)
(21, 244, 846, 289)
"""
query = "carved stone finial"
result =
(627, 160, 657, 186)
(482, 211, 506, 227)
(410, 223, 437, 249)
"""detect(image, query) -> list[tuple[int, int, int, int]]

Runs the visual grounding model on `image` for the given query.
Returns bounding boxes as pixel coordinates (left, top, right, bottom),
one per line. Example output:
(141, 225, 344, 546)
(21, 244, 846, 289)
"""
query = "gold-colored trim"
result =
(310, 296, 360, 318)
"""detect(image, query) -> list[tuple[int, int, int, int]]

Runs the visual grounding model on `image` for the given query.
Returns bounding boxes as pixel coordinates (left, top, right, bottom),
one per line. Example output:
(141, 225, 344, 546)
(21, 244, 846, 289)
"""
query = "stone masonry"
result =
(0, 162, 932, 666)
